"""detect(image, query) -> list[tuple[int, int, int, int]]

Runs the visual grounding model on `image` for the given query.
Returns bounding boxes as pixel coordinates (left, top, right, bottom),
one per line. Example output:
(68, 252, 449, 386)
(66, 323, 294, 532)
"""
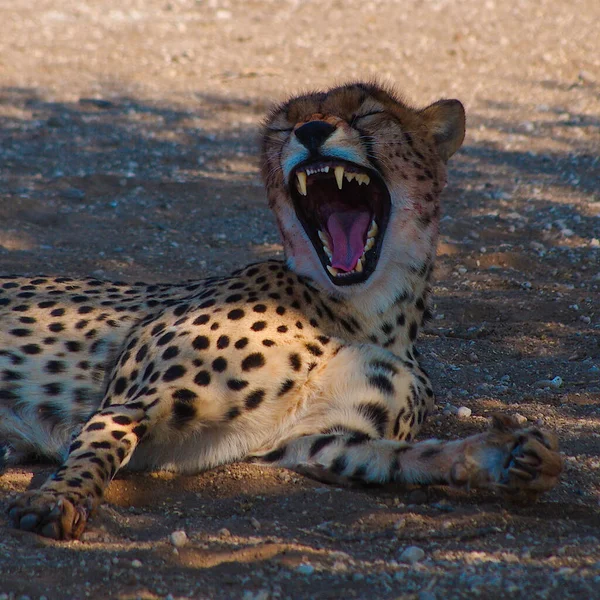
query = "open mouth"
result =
(289, 159, 391, 286)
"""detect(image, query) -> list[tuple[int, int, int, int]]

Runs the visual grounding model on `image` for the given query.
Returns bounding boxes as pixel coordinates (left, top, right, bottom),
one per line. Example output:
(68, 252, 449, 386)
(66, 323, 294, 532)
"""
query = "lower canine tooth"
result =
(367, 220, 378, 238)
(334, 166, 344, 190)
(296, 172, 307, 196)
(327, 265, 339, 276)
(318, 230, 330, 247)
(355, 258, 363, 273)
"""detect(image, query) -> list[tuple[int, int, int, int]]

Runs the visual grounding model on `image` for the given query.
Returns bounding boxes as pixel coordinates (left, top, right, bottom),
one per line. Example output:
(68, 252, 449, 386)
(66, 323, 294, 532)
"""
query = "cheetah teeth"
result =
(296, 171, 307, 196)
(334, 166, 370, 190)
(320, 219, 377, 276)
(296, 166, 370, 194)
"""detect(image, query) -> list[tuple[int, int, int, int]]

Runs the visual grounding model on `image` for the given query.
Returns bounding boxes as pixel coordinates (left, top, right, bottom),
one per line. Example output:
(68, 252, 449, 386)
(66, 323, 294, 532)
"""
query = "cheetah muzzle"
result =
(2, 82, 562, 540)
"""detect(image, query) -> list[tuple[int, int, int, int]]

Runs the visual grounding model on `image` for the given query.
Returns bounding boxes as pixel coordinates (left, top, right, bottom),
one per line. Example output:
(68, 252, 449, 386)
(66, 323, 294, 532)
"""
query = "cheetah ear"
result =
(420, 99, 465, 162)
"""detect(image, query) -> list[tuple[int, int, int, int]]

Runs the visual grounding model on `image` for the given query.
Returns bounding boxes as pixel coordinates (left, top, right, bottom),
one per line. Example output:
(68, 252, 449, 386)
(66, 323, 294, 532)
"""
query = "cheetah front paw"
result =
(455, 414, 563, 502)
(8, 491, 90, 540)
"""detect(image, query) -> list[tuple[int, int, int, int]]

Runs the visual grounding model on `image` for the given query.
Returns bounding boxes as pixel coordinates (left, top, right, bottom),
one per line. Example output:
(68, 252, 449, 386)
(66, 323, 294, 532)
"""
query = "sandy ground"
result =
(0, 0, 599, 598)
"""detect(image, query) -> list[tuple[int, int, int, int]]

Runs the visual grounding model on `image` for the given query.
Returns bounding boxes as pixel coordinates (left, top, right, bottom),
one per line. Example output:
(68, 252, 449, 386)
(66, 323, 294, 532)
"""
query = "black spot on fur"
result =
(277, 379, 295, 396)
(305, 343, 323, 357)
(245, 389, 265, 409)
(289, 353, 302, 371)
(217, 335, 230, 349)
(227, 309, 245, 320)
(346, 431, 371, 446)
(193, 314, 210, 326)
(227, 378, 248, 391)
(194, 370, 211, 386)
(162, 365, 186, 382)
(357, 402, 389, 437)
(309, 435, 337, 457)
(192, 335, 210, 350)
(114, 377, 127, 395)
(86, 422, 106, 432)
(368, 374, 395, 395)
(330, 455, 348, 475)
(409, 321, 418, 341)
(172, 401, 197, 428)
(162, 346, 179, 360)
(235, 337, 249, 349)
(226, 406, 241, 420)
(241, 353, 265, 371)
(45, 360, 66, 374)
(157, 331, 176, 346)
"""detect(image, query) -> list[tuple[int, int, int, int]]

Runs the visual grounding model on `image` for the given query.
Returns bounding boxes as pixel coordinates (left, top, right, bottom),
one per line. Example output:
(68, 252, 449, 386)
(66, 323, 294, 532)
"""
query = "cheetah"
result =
(3, 82, 562, 540)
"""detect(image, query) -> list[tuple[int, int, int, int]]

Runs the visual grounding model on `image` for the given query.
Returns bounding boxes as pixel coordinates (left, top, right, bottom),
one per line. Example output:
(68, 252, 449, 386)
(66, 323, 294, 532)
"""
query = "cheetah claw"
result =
(457, 414, 563, 501)
(8, 491, 90, 540)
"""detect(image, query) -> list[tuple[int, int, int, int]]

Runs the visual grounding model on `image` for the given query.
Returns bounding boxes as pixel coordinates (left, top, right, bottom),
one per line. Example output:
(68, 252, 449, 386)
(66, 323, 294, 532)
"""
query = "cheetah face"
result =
(261, 83, 465, 306)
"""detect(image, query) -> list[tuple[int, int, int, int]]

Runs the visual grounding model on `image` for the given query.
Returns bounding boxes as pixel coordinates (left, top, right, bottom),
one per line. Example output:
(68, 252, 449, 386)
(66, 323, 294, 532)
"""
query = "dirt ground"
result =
(0, 0, 599, 598)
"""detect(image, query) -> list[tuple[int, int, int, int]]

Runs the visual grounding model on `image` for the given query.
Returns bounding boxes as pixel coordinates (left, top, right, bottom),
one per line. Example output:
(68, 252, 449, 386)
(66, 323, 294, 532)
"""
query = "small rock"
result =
(399, 546, 425, 564)
(513, 413, 528, 426)
(296, 563, 315, 575)
(250, 517, 261, 531)
(535, 377, 563, 389)
(131, 559, 142, 568)
(580, 315, 591, 324)
(169, 530, 188, 548)
(394, 518, 407, 530)
(457, 406, 472, 418)
(218, 527, 231, 537)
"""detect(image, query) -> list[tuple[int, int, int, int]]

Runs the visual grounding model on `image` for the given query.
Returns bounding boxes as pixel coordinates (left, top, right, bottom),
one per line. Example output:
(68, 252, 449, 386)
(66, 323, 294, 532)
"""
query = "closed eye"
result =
(351, 111, 384, 126)
(266, 127, 294, 133)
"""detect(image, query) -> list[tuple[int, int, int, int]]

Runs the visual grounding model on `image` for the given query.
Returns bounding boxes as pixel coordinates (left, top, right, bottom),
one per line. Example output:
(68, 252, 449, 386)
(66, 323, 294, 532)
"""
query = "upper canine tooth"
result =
(296, 171, 307, 196)
(367, 220, 378, 238)
(334, 166, 344, 190)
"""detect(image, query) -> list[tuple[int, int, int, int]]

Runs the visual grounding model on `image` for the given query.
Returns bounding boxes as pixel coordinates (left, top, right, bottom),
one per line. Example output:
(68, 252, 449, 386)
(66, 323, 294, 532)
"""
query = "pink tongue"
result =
(326, 210, 371, 272)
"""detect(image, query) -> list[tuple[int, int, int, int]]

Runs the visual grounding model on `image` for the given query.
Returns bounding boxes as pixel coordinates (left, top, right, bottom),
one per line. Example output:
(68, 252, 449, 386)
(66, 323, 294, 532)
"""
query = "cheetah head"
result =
(261, 82, 465, 311)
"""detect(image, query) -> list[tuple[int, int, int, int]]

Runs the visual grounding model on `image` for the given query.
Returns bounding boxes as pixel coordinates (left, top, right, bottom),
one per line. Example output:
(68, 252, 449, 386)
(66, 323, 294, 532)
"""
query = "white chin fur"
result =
(280, 203, 433, 315)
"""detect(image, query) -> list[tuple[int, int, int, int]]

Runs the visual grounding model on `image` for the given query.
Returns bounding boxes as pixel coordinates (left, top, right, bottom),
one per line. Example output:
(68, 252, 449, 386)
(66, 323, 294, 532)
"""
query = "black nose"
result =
(294, 121, 336, 153)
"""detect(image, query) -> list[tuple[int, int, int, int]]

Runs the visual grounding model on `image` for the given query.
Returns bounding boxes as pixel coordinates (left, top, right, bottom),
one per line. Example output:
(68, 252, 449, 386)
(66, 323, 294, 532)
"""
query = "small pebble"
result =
(536, 377, 563, 389)
(169, 530, 188, 548)
(131, 559, 142, 568)
(218, 527, 231, 537)
(513, 413, 528, 426)
(296, 563, 315, 575)
(250, 517, 261, 531)
(457, 406, 472, 418)
(399, 546, 425, 564)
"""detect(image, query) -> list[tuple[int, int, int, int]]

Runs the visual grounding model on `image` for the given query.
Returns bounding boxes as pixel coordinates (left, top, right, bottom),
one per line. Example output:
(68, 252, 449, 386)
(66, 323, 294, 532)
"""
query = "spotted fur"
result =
(3, 83, 562, 540)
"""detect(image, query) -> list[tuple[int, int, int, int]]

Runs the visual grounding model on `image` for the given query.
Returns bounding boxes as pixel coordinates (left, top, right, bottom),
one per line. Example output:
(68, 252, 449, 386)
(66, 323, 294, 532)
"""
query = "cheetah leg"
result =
(252, 415, 562, 501)
(7, 402, 150, 540)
